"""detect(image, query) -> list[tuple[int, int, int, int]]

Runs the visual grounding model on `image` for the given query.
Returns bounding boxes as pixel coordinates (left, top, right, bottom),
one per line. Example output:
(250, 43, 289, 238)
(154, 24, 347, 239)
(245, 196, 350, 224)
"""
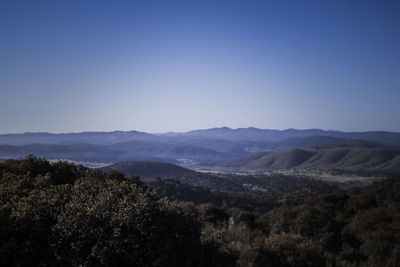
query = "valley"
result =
(3, 127, 393, 206)
(1, 127, 398, 185)
(0, 128, 398, 266)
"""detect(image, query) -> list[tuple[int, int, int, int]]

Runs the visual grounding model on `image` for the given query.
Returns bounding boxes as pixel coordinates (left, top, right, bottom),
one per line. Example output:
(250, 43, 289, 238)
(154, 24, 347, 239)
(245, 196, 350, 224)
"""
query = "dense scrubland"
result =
(1, 156, 400, 266)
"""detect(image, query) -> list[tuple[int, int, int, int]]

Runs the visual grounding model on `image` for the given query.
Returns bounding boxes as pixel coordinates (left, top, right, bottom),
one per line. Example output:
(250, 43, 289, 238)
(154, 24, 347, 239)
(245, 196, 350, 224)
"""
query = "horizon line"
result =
(1, 126, 399, 135)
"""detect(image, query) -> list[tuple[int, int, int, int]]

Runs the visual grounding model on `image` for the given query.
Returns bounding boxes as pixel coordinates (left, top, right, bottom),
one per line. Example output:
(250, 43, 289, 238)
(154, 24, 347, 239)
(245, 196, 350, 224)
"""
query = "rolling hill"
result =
(0, 140, 233, 164)
(100, 161, 192, 178)
(201, 146, 400, 173)
(110, 140, 232, 162)
(0, 143, 126, 163)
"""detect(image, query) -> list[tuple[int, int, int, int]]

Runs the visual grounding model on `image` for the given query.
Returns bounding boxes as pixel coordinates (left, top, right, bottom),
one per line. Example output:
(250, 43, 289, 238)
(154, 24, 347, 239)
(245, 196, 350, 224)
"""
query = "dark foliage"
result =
(2, 156, 400, 266)
(161, 171, 337, 213)
(100, 161, 192, 179)
(0, 156, 234, 266)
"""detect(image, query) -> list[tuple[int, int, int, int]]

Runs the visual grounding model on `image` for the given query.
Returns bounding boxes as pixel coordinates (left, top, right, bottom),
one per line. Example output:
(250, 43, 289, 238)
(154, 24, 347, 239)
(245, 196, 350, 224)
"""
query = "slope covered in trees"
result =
(100, 161, 192, 178)
(0, 156, 234, 266)
(1, 157, 400, 266)
(219, 176, 400, 266)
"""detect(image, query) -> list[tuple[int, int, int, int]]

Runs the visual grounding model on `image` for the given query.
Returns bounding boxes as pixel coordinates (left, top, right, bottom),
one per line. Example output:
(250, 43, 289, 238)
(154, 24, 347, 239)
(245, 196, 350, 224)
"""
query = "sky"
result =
(1, 0, 399, 134)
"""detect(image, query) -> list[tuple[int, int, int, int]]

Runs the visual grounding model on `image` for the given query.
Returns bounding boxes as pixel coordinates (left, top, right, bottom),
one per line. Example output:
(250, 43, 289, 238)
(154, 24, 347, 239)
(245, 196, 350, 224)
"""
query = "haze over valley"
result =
(1, 127, 400, 180)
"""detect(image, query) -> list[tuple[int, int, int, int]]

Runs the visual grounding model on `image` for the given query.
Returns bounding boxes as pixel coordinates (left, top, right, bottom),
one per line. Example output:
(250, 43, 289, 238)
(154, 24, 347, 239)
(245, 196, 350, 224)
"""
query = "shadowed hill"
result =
(0, 141, 232, 164)
(0, 143, 126, 163)
(111, 140, 232, 162)
(100, 161, 192, 178)
(245, 149, 317, 170)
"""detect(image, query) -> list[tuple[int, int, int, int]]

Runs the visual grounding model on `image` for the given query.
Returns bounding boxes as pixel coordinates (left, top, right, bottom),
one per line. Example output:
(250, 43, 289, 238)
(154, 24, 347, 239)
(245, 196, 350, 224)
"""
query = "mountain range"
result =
(0, 127, 399, 173)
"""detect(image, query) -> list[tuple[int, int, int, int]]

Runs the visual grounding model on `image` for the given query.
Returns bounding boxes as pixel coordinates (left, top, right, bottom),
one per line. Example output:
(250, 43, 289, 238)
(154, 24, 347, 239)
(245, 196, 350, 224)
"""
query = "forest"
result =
(1, 156, 400, 266)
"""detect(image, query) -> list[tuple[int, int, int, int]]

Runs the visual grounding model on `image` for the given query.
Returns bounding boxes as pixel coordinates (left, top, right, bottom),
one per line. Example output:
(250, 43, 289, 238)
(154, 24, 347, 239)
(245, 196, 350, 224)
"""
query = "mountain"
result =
(185, 127, 332, 142)
(100, 161, 192, 178)
(0, 130, 153, 146)
(184, 127, 400, 144)
(110, 140, 233, 162)
(0, 143, 126, 163)
(0, 139, 235, 164)
(1, 127, 400, 166)
(2, 127, 400, 147)
(202, 145, 400, 173)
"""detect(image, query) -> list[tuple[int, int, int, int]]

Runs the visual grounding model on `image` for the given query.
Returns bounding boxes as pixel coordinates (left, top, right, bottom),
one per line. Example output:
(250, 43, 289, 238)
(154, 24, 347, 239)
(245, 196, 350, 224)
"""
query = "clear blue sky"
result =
(1, 0, 399, 133)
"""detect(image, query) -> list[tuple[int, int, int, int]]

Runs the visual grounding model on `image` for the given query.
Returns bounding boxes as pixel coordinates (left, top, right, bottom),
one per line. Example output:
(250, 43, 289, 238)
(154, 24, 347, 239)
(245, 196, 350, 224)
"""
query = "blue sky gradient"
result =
(1, 0, 399, 133)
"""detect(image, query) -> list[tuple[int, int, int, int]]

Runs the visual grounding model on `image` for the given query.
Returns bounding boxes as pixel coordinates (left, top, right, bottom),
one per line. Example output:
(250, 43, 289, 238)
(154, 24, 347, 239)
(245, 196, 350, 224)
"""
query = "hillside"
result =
(110, 140, 232, 162)
(268, 136, 383, 150)
(0, 140, 232, 164)
(0, 156, 235, 266)
(100, 161, 192, 178)
(203, 146, 400, 173)
(0, 143, 126, 163)
(2, 157, 400, 266)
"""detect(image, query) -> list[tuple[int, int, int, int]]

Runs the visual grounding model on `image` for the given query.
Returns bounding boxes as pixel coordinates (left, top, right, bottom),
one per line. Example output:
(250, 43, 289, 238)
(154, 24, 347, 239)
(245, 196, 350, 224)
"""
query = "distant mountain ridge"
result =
(0, 127, 400, 166)
(0, 130, 153, 146)
(184, 127, 400, 143)
(2, 127, 400, 145)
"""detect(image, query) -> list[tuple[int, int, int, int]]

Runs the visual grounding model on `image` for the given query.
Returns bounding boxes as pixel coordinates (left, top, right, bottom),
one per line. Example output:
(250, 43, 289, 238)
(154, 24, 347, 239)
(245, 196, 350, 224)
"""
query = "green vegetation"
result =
(187, 178, 400, 266)
(100, 161, 192, 178)
(205, 147, 400, 174)
(1, 156, 400, 266)
(0, 156, 233, 266)
(153, 172, 336, 213)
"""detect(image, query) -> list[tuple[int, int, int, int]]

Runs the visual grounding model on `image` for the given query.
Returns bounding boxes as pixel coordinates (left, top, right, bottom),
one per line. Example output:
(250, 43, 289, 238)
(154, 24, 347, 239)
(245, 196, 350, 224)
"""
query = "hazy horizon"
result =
(1, 0, 399, 134)
(1, 125, 400, 136)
